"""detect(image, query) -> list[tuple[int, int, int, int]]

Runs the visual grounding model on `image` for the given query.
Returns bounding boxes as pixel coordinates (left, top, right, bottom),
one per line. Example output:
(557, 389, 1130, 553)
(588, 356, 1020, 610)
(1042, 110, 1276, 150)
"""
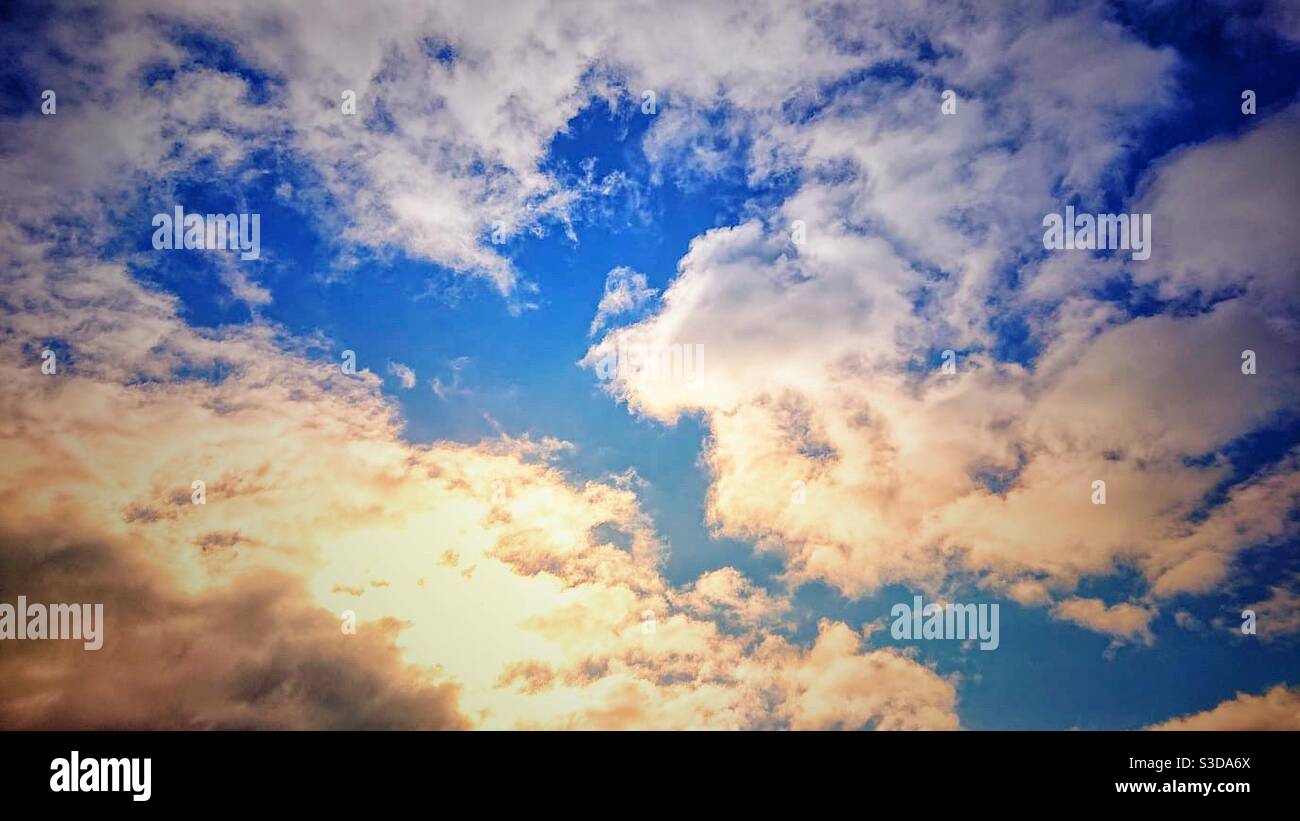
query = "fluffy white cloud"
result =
(1131, 108, 1300, 311)
(2, 0, 880, 308)
(582, 15, 1299, 638)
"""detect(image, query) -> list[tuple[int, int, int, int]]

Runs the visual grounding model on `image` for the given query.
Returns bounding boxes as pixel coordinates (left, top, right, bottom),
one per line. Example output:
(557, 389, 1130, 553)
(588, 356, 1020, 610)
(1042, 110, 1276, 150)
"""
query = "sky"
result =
(1, 0, 1298, 730)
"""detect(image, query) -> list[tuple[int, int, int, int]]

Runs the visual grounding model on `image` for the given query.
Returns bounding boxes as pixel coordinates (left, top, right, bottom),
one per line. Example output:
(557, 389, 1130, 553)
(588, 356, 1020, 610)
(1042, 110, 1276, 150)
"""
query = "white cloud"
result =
(431, 356, 471, 400)
(387, 361, 417, 389)
(590, 267, 657, 337)
(579, 13, 1298, 639)
(1132, 107, 1300, 311)
(3, 0, 1296, 728)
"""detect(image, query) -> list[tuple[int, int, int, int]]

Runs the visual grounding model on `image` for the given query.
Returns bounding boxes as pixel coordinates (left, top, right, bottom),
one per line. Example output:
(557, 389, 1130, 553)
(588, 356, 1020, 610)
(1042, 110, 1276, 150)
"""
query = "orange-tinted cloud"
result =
(1149, 685, 1300, 731)
(0, 246, 956, 730)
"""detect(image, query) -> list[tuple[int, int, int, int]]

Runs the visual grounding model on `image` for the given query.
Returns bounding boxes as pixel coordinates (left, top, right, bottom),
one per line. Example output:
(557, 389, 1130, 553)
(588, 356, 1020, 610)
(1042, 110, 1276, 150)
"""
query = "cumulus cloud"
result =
(675, 567, 790, 628)
(0, 536, 468, 730)
(1050, 598, 1156, 645)
(585, 62, 1300, 642)
(1241, 576, 1300, 642)
(1131, 107, 1300, 312)
(1148, 685, 1300, 731)
(0, 234, 955, 729)
(2, 0, 1296, 730)
(1, 0, 875, 306)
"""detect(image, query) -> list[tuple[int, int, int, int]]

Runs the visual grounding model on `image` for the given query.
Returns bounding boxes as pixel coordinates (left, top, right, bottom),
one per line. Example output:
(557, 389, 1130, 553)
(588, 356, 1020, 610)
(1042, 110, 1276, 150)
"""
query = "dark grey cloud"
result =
(0, 530, 468, 730)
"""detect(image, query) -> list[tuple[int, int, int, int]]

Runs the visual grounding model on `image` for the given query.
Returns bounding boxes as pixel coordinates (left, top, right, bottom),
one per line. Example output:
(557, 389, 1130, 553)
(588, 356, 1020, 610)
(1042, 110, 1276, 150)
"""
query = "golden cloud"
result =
(0, 249, 956, 730)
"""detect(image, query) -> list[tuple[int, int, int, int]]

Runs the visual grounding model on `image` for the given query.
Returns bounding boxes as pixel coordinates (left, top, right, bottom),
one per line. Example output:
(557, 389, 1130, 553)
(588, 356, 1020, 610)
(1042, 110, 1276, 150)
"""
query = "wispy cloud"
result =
(590, 267, 656, 337)
(387, 360, 416, 389)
